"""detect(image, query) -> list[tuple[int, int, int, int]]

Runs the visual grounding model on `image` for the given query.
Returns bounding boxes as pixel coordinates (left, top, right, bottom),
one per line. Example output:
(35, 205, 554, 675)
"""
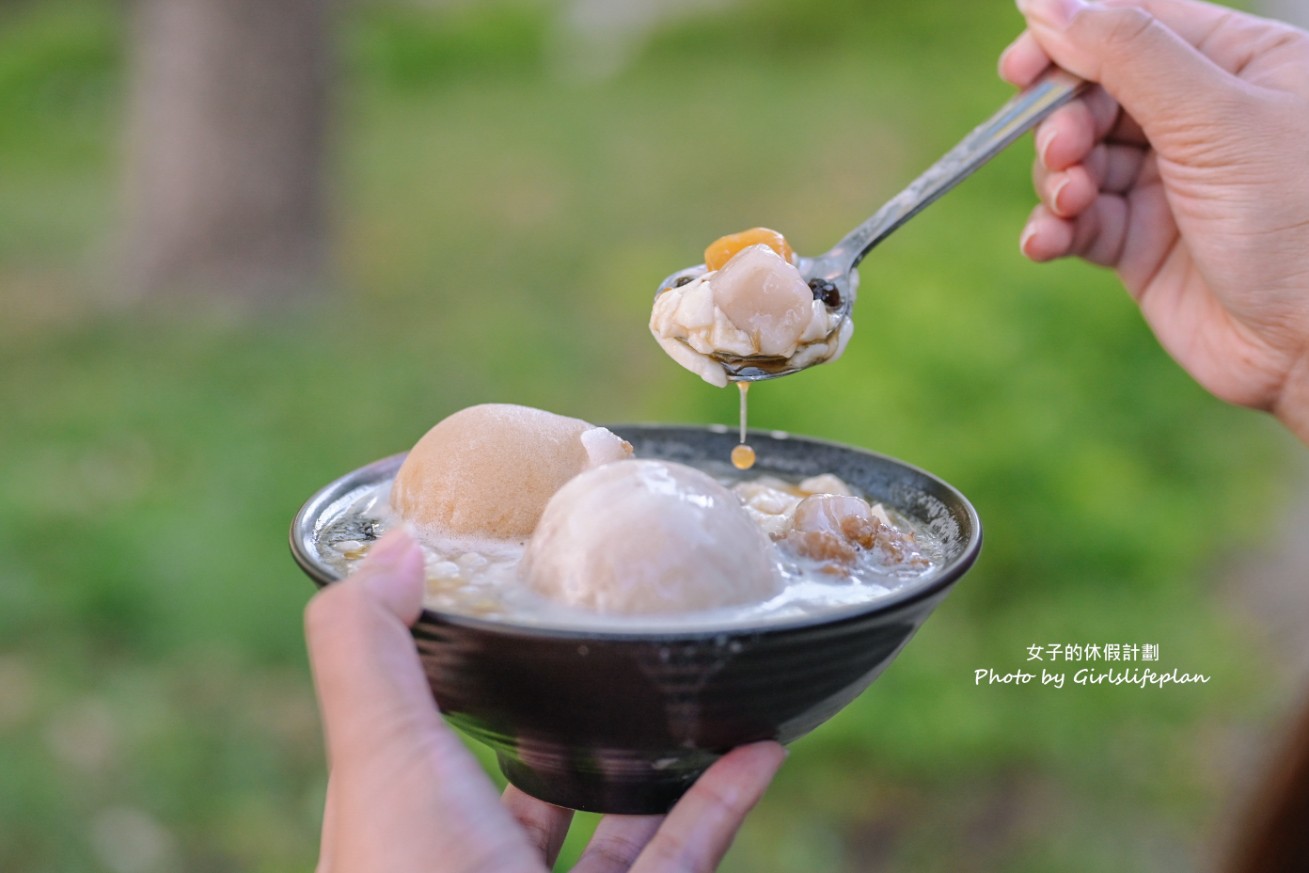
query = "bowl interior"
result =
(291, 424, 981, 637)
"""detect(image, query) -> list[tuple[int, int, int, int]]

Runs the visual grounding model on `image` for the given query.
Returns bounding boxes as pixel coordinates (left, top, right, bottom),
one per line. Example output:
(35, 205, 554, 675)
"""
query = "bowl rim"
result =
(290, 423, 983, 642)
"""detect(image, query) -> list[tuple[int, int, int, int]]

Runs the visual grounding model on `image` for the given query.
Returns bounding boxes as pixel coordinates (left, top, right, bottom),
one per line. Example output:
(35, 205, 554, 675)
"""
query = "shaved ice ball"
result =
(391, 404, 631, 539)
(521, 459, 781, 615)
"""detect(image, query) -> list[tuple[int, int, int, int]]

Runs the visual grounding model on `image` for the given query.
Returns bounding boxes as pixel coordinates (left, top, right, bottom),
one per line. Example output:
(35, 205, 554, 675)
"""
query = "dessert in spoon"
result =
(651, 68, 1085, 385)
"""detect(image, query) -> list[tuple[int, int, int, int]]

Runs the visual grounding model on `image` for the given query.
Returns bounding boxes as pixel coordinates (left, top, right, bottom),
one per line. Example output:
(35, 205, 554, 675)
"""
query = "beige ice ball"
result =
(521, 459, 781, 615)
(391, 404, 631, 539)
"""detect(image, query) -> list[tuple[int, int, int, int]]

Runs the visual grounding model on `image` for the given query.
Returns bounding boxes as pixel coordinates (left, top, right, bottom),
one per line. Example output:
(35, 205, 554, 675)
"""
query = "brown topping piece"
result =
(786, 529, 858, 566)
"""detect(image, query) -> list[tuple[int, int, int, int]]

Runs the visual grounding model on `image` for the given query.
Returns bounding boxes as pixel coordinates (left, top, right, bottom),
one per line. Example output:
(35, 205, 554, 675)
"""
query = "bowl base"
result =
(497, 751, 712, 814)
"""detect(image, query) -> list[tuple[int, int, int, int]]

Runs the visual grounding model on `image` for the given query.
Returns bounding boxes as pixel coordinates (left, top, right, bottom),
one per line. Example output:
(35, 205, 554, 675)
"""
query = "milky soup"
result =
(309, 453, 950, 632)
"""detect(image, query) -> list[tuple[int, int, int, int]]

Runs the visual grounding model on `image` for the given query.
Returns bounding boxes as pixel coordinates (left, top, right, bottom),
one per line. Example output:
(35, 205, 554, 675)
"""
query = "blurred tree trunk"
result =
(123, 0, 330, 302)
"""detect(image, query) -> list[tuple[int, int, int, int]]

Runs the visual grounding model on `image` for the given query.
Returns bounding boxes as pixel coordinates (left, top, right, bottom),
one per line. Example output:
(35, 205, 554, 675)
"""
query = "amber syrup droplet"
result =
(732, 382, 756, 470)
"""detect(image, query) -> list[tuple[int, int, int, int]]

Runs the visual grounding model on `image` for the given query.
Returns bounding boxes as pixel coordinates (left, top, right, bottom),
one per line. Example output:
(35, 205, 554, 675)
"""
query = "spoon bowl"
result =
(655, 68, 1085, 383)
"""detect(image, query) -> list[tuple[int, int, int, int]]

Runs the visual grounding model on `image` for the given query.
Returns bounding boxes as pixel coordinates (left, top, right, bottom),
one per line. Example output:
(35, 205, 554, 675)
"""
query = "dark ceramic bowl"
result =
(290, 425, 981, 814)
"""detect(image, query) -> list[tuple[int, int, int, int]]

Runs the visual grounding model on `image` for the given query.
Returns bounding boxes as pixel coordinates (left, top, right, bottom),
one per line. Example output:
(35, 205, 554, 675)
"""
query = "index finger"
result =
(999, 30, 1052, 88)
(1004, 0, 1274, 89)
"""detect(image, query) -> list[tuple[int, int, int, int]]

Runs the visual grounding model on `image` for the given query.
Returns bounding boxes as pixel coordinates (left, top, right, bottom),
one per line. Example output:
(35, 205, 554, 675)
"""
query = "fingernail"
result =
(1036, 126, 1059, 166)
(997, 41, 1016, 77)
(362, 529, 419, 569)
(357, 530, 425, 619)
(1050, 177, 1071, 216)
(1020, 220, 1038, 256)
(1016, 0, 1085, 29)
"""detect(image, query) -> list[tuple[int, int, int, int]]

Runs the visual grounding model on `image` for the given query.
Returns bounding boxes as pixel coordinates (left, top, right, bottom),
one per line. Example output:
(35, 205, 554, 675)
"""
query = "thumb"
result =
(1017, 0, 1237, 140)
(307, 535, 544, 871)
(305, 529, 443, 759)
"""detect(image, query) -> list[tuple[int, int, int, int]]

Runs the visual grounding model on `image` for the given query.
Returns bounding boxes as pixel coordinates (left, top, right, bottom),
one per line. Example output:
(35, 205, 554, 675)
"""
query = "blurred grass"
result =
(0, 0, 1295, 871)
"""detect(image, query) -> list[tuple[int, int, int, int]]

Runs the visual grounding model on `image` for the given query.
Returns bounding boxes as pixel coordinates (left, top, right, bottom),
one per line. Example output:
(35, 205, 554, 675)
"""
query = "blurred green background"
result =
(2, 0, 1305, 871)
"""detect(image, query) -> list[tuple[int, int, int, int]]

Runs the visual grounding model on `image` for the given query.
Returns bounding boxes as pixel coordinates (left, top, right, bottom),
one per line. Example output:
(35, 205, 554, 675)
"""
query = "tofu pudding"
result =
(312, 405, 945, 632)
(649, 228, 852, 388)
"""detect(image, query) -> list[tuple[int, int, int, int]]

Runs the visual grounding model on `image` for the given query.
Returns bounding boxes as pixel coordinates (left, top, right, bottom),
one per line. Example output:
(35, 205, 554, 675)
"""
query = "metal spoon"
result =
(655, 68, 1087, 382)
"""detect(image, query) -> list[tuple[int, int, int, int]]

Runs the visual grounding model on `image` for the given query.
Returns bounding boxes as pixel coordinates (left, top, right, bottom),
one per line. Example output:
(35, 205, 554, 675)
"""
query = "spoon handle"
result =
(826, 68, 1087, 275)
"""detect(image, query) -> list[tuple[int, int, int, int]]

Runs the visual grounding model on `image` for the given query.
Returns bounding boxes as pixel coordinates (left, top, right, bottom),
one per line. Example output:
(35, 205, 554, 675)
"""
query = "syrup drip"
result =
(731, 382, 756, 470)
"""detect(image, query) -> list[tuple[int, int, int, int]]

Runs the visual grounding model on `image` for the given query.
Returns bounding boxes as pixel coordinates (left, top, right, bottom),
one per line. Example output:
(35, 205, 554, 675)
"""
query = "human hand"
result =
(1001, 0, 1309, 442)
(304, 530, 786, 873)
